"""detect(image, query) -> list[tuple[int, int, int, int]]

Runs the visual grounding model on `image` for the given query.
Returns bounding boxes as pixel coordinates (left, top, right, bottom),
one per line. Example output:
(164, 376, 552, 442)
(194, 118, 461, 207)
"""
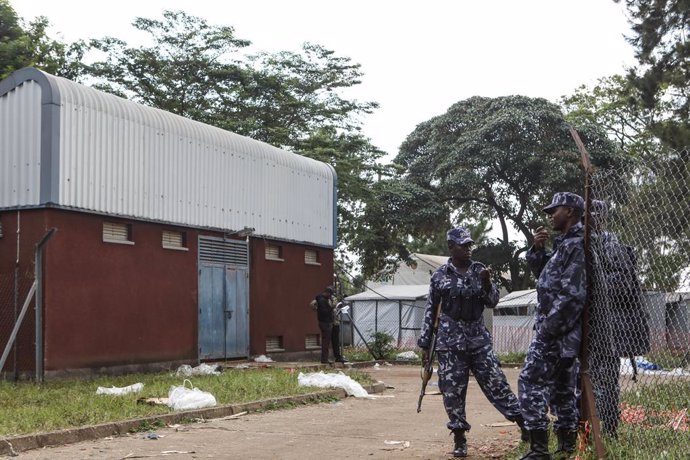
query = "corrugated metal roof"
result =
(0, 68, 336, 247)
(497, 289, 538, 307)
(345, 284, 429, 301)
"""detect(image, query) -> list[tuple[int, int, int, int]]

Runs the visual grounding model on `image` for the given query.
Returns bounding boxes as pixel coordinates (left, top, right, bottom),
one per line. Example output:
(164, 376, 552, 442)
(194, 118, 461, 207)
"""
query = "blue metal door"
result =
(198, 237, 249, 360)
(199, 265, 225, 359)
(224, 267, 249, 357)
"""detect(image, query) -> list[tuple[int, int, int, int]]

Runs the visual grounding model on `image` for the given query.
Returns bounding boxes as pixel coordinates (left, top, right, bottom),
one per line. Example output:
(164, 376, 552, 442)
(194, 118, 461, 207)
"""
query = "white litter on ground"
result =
(167, 380, 217, 411)
(620, 357, 690, 377)
(382, 440, 410, 450)
(396, 351, 418, 360)
(96, 383, 144, 395)
(254, 355, 274, 363)
(175, 363, 221, 377)
(298, 371, 369, 397)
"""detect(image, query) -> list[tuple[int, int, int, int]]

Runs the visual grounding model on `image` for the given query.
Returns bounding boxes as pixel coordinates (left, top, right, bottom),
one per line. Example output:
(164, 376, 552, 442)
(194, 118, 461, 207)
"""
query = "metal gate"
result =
(198, 237, 249, 360)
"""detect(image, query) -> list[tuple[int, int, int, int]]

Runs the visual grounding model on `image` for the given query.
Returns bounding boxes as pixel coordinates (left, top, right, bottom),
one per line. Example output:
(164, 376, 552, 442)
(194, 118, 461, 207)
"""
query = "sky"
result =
(13, 0, 637, 162)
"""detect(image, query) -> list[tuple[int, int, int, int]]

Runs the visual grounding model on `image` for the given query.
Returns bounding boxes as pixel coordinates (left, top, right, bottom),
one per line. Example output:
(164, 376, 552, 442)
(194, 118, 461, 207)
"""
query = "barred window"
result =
(265, 243, 283, 261)
(103, 222, 133, 245)
(162, 230, 187, 251)
(266, 336, 284, 352)
(305, 249, 320, 265)
(305, 334, 320, 349)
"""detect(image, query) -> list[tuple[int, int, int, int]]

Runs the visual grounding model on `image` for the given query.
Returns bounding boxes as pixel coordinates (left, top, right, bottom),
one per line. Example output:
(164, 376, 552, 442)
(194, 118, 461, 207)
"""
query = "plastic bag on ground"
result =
(167, 379, 217, 411)
(298, 371, 369, 397)
(175, 363, 221, 377)
(96, 383, 144, 395)
(254, 355, 273, 363)
(396, 351, 418, 360)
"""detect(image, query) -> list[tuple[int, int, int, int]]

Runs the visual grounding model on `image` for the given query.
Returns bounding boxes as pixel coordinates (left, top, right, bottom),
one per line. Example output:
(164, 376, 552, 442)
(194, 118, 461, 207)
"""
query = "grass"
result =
(505, 380, 690, 459)
(644, 350, 690, 370)
(342, 345, 420, 362)
(0, 366, 375, 438)
(497, 351, 527, 365)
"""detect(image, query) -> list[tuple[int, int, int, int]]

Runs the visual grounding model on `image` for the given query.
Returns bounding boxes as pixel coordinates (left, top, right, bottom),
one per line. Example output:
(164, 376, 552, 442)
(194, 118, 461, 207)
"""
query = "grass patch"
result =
(0, 366, 372, 438)
(644, 350, 690, 370)
(505, 380, 690, 459)
(496, 351, 526, 365)
(343, 345, 420, 362)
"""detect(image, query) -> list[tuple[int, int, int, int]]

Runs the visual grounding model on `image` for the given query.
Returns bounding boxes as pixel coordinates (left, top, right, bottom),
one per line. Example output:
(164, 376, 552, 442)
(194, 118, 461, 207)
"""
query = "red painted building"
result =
(0, 68, 336, 378)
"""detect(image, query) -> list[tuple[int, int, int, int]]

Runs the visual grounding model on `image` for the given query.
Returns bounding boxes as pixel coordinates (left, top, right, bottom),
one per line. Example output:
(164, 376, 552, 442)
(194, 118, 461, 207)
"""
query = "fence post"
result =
(34, 228, 56, 382)
(570, 128, 606, 459)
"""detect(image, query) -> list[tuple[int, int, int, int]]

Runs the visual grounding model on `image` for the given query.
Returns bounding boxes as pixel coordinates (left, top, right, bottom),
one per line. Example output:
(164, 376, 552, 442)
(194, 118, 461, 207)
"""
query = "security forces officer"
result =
(519, 192, 586, 460)
(418, 227, 526, 458)
(588, 200, 649, 438)
(313, 286, 346, 364)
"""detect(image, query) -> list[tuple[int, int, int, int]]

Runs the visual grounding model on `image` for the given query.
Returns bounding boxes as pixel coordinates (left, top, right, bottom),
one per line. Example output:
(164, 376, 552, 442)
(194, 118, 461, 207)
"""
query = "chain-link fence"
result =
(340, 298, 426, 354)
(588, 151, 689, 458)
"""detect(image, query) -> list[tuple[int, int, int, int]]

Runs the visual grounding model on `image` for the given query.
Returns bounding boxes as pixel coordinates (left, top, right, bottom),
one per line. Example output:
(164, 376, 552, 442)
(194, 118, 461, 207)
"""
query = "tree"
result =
(561, 75, 664, 158)
(87, 10, 251, 122)
(218, 43, 379, 150)
(374, 96, 623, 289)
(615, 0, 690, 148)
(0, 0, 84, 80)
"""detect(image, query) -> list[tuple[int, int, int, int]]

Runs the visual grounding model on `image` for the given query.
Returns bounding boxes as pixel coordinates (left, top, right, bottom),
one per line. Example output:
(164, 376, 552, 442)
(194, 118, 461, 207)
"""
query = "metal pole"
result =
(1, 281, 37, 374)
(35, 228, 57, 382)
(343, 308, 381, 360)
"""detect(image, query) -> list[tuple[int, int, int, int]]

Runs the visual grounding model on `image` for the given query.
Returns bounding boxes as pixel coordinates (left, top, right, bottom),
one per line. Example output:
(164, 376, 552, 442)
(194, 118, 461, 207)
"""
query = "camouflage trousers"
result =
(437, 344, 522, 431)
(518, 339, 579, 431)
(590, 351, 621, 437)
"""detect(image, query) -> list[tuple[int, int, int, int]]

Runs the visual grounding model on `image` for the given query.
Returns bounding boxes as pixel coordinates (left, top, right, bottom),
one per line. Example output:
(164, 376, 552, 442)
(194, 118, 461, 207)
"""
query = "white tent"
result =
(344, 285, 428, 348)
(493, 289, 536, 354)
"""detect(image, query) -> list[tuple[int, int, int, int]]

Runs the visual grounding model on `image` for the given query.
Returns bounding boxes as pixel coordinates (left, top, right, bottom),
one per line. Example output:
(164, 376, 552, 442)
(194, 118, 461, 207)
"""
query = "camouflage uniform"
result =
(589, 201, 650, 436)
(418, 230, 522, 432)
(519, 193, 586, 433)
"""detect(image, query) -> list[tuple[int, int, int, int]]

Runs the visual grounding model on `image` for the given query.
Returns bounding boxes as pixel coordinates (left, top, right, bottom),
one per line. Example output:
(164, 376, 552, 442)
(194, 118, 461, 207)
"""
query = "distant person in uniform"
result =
(588, 200, 650, 438)
(418, 227, 527, 458)
(519, 192, 586, 460)
(312, 286, 346, 364)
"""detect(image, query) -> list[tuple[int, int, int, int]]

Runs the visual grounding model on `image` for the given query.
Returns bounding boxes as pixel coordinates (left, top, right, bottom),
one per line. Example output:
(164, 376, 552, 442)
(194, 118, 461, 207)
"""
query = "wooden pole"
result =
(569, 127, 606, 459)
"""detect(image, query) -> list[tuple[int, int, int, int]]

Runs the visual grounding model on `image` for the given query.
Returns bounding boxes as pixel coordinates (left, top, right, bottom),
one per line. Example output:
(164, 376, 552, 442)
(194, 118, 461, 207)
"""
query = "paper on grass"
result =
(96, 383, 144, 395)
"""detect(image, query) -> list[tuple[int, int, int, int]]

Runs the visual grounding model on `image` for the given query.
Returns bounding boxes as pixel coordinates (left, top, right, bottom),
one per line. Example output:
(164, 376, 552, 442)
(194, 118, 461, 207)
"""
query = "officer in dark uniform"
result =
(418, 227, 526, 458)
(313, 286, 345, 364)
(519, 192, 586, 460)
(589, 200, 649, 438)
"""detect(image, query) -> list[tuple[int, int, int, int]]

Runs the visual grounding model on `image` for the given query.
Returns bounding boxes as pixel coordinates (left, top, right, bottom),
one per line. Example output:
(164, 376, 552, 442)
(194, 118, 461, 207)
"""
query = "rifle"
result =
(417, 300, 443, 413)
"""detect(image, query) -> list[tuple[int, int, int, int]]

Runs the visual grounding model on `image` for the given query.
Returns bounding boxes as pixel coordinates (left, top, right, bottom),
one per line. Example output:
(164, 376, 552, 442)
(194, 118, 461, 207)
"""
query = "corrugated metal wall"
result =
(0, 70, 335, 247)
(0, 81, 42, 207)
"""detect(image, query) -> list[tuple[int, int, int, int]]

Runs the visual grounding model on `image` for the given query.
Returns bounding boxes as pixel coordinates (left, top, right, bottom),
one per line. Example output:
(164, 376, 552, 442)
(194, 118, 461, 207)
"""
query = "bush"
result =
(496, 351, 527, 365)
(368, 332, 396, 359)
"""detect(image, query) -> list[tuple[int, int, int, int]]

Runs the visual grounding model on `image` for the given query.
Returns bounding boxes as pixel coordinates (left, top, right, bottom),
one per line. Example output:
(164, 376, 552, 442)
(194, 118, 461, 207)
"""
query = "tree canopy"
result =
(362, 96, 622, 288)
(615, 0, 690, 148)
(0, 0, 83, 80)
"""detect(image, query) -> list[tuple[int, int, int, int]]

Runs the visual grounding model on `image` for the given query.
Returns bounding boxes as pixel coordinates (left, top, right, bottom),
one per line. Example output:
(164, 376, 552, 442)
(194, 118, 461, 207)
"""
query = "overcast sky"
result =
(14, 0, 636, 161)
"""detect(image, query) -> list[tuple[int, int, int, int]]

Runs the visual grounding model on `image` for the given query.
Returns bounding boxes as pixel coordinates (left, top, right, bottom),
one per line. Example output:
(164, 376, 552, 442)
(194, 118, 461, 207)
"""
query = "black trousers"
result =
(319, 321, 342, 362)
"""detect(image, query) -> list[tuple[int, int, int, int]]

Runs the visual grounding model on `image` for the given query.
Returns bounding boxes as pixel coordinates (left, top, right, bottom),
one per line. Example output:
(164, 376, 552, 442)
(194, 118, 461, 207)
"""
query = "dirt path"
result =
(13, 365, 523, 459)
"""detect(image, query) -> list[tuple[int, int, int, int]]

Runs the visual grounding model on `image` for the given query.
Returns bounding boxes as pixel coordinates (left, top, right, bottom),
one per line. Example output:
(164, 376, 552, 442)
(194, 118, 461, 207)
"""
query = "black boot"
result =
(452, 429, 467, 458)
(519, 429, 551, 460)
(553, 429, 577, 459)
(515, 417, 530, 443)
